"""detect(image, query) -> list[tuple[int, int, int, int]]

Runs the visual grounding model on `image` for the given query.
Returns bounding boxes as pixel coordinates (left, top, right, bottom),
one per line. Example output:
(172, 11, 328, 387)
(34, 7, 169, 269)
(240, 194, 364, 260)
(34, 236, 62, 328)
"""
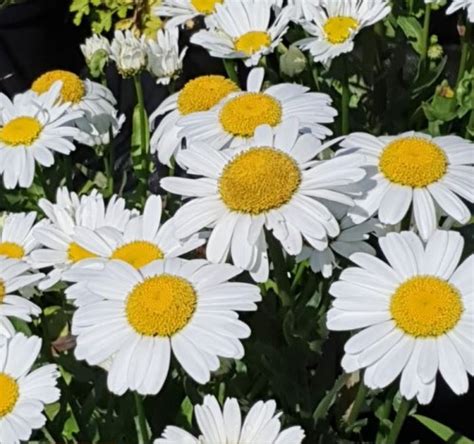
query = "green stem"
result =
(134, 393, 149, 444)
(223, 59, 239, 85)
(341, 60, 350, 135)
(386, 398, 412, 444)
(457, 21, 472, 86)
(37, 166, 54, 201)
(107, 128, 115, 196)
(375, 386, 397, 444)
(290, 262, 306, 291)
(346, 380, 368, 427)
(267, 233, 292, 307)
(133, 74, 150, 195)
(420, 4, 431, 68)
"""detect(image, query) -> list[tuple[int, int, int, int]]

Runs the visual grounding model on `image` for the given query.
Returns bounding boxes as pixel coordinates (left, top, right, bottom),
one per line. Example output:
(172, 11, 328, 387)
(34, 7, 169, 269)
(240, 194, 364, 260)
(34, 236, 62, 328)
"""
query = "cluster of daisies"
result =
(1, 0, 474, 443)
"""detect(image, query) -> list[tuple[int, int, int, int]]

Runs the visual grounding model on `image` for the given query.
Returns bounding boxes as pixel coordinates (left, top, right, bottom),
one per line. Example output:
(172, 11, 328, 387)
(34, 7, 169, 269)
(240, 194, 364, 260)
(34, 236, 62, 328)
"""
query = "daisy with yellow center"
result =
(178, 67, 337, 150)
(66, 258, 260, 395)
(0, 84, 82, 189)
(154, 0, 224, 29)
(0, 333, 60, 444)
(0, 258, 44, 338)
(149, 74, 239, 165)
(30, 69, 123, 147)
(341, 132, 474, 240)
(31, 189, 134, 290)
(0, 212, 41, 263)
(328, 230, 473, 405)
(65, 195, 204, 306)
(190, 0, 293, 67)
(296, 0, 391, 64)
(162, 119, 366, 282)
(155, 395, 305, 444)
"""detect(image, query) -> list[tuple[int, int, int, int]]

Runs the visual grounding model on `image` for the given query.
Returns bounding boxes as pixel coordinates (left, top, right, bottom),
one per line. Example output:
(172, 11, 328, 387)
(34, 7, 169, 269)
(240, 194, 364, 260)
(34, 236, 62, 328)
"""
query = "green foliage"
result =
(412, 415, 474, 443)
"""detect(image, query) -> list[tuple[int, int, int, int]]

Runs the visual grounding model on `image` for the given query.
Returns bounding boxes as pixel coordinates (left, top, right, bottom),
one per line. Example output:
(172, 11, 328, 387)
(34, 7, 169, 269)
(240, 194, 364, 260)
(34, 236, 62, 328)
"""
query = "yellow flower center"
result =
(390, 276, 463, 337)
(379, 137, 447, 188)
(0, 117, 42, 147)
(191, 0, 223, 14)
(126, 275, 197, 337)
(219, 93, 282, 138)
(219, 147, 301, 214)
(323, 16, 359, 44)
(111, 241, 164, 269)
(0, 373, 19, 418)
(0, 279, 5, 303)
(177, 75, 239, 115)
(0, 242, 25, 259)
(67, 242, 98, 263)
(234, 31, 271, 56)
(32, 70, 85, 104)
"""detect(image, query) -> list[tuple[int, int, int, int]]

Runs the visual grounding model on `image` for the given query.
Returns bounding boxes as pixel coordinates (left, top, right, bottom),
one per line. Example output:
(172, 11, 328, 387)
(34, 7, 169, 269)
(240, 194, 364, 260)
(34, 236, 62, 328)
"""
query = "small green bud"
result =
(279, 46, 307, 78)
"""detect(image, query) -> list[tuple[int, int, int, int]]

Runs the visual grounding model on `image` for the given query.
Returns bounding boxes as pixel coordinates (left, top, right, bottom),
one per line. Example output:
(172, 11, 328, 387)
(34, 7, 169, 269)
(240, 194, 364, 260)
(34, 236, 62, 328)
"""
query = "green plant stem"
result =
(457, 21, 472, 86)
(223, 59, 239, 85)
(134, 393, 149, 444)
(63, 156, 73, 189)
(420, 4, 431, 68)
(341, 60, 350, 135)
(291, 262, 306, 291)
(375, 386, 397, 444)
(267, 233, 292, 307)
(133, 74, 150, 195)
(346, 381, 368, 427)
(386, 398, 412, 444)
(107, 128, 115, 195)
(37, 166, 54, 201)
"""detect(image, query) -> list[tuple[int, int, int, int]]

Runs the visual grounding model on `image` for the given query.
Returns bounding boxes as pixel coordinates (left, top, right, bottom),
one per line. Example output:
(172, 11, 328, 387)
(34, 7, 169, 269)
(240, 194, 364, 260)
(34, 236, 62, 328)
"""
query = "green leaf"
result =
(397, 16, 423, 54)
(412, 414, 474, 443)
(313, 373, 350, 424)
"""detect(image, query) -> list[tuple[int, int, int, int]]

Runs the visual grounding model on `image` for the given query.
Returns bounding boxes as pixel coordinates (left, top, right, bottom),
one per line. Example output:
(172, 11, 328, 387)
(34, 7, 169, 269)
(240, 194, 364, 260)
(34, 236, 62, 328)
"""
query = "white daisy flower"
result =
(110, 30, 148, 78)
(80, 34, 111, 64)
(30, 69, 122, 148)
(162, 120, 366, 282)
(447, 0, 474, 22)
(0, 212, 41, 263)
(0, 84, 81, 189)
(298, 216, 380, 278)
(296, 0, 391, 64)
(191, 0, 293, 67)
(31, 190, 134, 289)
(178, 67, 337, 150)
(0, 258, 43, 338)
(64, 258, 261, 395)
(154, 0, 225, 29)
(341, 132, 473, 240)
(155, 395, 305, 444)
(66, 195, 205, 306)
(147, 27, 187, 85)
(150, 74, 239, 166)
(327, 230, 473, 404)
(0, 333, 60, 444)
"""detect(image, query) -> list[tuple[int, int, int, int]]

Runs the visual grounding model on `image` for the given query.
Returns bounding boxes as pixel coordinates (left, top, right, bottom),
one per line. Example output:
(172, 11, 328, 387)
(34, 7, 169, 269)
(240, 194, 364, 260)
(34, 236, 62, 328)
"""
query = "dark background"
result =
(0, 1, 472, 442)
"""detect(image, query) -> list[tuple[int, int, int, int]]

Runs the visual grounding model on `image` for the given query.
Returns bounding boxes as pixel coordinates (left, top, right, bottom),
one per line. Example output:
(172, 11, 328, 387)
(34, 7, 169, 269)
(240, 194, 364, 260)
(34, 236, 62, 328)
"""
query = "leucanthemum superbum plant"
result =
(1, 0, 473, 442)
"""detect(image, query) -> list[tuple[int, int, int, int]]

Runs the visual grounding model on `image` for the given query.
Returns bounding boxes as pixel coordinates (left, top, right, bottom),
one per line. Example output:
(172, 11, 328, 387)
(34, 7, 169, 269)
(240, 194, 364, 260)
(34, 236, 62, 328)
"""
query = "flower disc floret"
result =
(0, 373, 19, 418)
(191, 0, 223, 14)
(323, 16, 359, 44)
(219, 93, 282, 137)
(111, 241, 164, 269)
(32, 70, 85, 104)
(379, 137, 447, 187)
(177, 75, 239, 115)
(234, 31, 271, 55)
(219, 147, 301, 214)
(126, 275, 197, 337)
(0, 117, 42, 147)
(67, 242, 98, 263)
(0, 242, 25, 259)
(390, 276, 463, 337)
